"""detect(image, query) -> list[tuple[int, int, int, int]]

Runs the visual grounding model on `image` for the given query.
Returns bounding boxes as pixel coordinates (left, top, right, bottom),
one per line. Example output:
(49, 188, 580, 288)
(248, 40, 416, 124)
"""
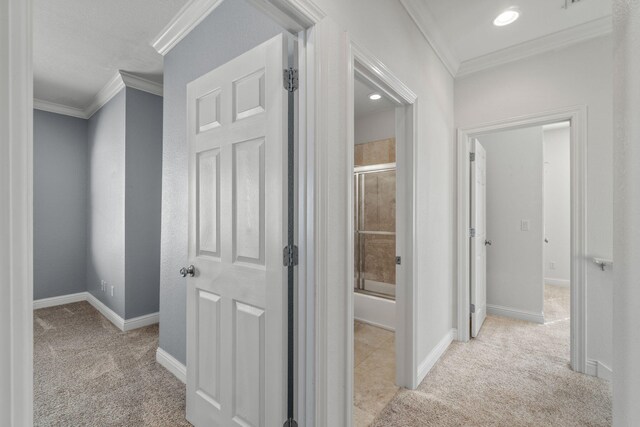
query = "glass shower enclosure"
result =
(354, 162, 396, 300)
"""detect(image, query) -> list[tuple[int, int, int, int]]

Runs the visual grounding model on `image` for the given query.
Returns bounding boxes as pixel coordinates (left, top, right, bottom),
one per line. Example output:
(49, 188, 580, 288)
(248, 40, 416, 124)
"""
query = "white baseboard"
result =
(33, 292, 88, 309)
(123, 312, 160, 332)
(156, 347, 186, 384)
(545, 278, 570, 287)
(586, 359, 612, 381)
(86, 293, 126, 330)
(34, 291, 158, 332)
(415, 328, 457, 387)
(487, 304, 545, 324)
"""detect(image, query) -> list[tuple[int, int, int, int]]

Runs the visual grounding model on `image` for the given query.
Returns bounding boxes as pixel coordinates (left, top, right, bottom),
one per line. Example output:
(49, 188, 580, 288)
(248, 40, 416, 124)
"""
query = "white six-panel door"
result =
(471, 139, 487, 338)
(186, 34, 289, 427)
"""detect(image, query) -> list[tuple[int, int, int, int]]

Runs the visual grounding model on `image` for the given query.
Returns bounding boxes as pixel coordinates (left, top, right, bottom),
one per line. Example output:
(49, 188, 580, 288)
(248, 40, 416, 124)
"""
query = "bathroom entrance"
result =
(352, 73, 399, 424)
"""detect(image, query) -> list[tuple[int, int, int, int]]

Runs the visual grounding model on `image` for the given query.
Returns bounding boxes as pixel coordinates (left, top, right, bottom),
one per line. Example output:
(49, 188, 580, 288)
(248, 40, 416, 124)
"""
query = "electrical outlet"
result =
(550, 262, 556, 270)
(110, 285, 115, 297)
(100, 280, 106, 291)
(521, 220, 530, 232)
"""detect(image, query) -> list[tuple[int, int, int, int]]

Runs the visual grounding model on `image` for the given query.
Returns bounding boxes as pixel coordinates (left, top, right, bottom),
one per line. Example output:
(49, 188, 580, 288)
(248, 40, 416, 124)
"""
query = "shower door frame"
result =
(354, 162, 397, 299)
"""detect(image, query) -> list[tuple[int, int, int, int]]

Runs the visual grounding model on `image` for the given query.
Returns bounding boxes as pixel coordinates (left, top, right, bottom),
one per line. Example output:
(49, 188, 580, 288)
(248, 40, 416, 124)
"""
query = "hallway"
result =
(373, 285, 611, 426)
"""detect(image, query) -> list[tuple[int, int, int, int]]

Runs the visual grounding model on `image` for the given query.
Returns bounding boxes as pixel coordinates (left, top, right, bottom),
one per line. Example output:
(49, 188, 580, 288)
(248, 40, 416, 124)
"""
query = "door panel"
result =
(471, 139, 487, 338)
(186, 34, 290, 427)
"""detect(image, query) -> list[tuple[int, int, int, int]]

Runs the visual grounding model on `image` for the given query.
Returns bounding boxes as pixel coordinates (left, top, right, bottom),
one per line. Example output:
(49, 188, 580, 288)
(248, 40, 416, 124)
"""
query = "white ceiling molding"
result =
(399, 0, 461, 77)
(119, 71, 164, 97)
(457, 16, 612, 77)
(84, 71, 127, 118)
(33, 99, 89, 119)
(543, 121, 571, 131)
(34, 70, 164, 120)
(151, 0, 225, 56)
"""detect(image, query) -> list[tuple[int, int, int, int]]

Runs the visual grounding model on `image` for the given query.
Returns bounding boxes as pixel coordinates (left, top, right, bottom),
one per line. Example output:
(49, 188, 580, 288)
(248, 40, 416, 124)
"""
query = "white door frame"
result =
(347, 41, 419, 395)
(456, 105, 588, 374)
(1, 0, 34, 425)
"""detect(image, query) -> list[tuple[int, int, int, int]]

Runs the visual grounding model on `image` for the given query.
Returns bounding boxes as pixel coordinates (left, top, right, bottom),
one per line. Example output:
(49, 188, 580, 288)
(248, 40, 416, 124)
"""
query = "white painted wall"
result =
(478, 127, 544, 318)
(613, 0, 640, 423)
(456, 36, 613, 370)
(543, 126, 571, 285)
(354, 108, 395, 144)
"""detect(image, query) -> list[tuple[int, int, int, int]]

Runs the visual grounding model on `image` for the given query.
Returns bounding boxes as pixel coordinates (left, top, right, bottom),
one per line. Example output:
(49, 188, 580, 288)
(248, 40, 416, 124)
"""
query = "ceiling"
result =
(34, 0, 187, 109)
(421, 0, 611, 64)
(354, 77, 396, 120)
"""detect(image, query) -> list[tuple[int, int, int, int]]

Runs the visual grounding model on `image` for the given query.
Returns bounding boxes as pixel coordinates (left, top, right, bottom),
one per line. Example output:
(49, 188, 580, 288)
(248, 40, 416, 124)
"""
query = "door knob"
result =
(485, 240, 492, 246)
(180, 265, 196, 277)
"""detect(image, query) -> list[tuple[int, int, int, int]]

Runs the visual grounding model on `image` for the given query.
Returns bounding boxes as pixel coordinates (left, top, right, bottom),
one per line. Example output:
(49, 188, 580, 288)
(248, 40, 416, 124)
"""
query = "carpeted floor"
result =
(372, 285, 612, 426)
(34, 302, 190, 426)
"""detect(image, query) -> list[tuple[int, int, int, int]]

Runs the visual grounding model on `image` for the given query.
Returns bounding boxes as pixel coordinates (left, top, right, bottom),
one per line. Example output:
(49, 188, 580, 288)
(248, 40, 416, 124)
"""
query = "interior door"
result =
(471, 138, 487, 338)
(185, 34, 290, 427)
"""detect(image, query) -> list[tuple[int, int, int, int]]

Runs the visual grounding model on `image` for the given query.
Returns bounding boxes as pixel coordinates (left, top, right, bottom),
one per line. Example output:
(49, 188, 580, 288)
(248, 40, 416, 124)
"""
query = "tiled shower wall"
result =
(355, 138, 396, 290)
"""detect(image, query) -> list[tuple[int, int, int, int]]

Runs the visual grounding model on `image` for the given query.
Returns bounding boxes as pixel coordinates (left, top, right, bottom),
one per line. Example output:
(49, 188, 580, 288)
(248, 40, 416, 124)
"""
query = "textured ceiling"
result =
(422, 0, 611, 62)
(354, 77, 395, 120)
(34, 0, 187, 109)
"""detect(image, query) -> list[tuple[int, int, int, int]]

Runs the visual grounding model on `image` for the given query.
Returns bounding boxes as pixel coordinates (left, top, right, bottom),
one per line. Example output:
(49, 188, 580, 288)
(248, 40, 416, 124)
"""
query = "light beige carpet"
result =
(372, 285, 611, 426)
(34, 302, 190, 426)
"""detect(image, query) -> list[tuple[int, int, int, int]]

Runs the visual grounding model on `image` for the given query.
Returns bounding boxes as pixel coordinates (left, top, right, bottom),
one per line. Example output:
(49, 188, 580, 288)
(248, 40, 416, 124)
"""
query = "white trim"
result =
(151, 0, 326, 56)
(456, 106, 588, 375)
(487, 304, 545, 324)
(1, 0, 34, 424)
(86, 71, 163, 119)
(84, 71, 126, 119)
(545, 278, 571, 287)
(416, 329, 456, 386)
(33, 99, 88, 119)
(156, 347, 187, 383)
(123, 312, 160, 331)
(151, 0, 225, 56)
(457, 16, 612, 77)
(586, 360, 612, 381)
(38, 70, 164, 120)
(119, 71, 163, 97)
(33, 292, 88, 309)
(85, 293, 125, 330)
(399, 0, 459, 77)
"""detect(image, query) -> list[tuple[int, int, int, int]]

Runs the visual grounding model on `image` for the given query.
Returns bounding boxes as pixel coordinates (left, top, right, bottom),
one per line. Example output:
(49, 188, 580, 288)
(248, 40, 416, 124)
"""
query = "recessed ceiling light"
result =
(369, 93, 382, 101)
(493, 9, 520, 27)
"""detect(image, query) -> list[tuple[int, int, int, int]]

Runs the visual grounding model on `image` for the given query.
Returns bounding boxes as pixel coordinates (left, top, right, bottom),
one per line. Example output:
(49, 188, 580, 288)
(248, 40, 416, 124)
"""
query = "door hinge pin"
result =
(283, 245, 299, 267)
(283, 68, 298, 92)
(283, 418, 298, 427)
(470, 228, 476, 238)
(470, 152, 476, 162)
(470, 303, 476, 313)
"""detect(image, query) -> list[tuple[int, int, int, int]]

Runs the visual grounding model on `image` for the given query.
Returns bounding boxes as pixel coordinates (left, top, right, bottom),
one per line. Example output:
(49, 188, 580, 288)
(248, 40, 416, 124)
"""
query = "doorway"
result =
(457, 107, 588, 374)
(352, 73, 399, 424)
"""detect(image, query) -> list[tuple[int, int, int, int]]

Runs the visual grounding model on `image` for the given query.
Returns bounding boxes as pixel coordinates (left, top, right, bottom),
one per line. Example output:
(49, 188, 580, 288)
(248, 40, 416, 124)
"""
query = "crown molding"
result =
(35, 71, 163, 120)
(119, 71, 163, 97)
(33, 99, 89, 119)
(457, 16, 613, 77)
(400, 0, 460, 77)
(84, 71, 126, 118)
(151, 0, 225, 56)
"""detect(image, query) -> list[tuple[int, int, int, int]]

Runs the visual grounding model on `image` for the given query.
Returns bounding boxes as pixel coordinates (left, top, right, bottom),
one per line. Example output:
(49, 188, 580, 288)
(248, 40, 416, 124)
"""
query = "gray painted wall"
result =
(159, 0, 287, 363)
(33, 110, 88, 300)
(125, 88, 163, 319)
(87, 89, 127, 318)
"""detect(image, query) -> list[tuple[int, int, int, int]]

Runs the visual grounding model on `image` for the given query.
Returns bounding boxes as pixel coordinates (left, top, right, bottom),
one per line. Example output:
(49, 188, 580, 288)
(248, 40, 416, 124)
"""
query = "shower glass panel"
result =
(354, 164, 396, 300)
